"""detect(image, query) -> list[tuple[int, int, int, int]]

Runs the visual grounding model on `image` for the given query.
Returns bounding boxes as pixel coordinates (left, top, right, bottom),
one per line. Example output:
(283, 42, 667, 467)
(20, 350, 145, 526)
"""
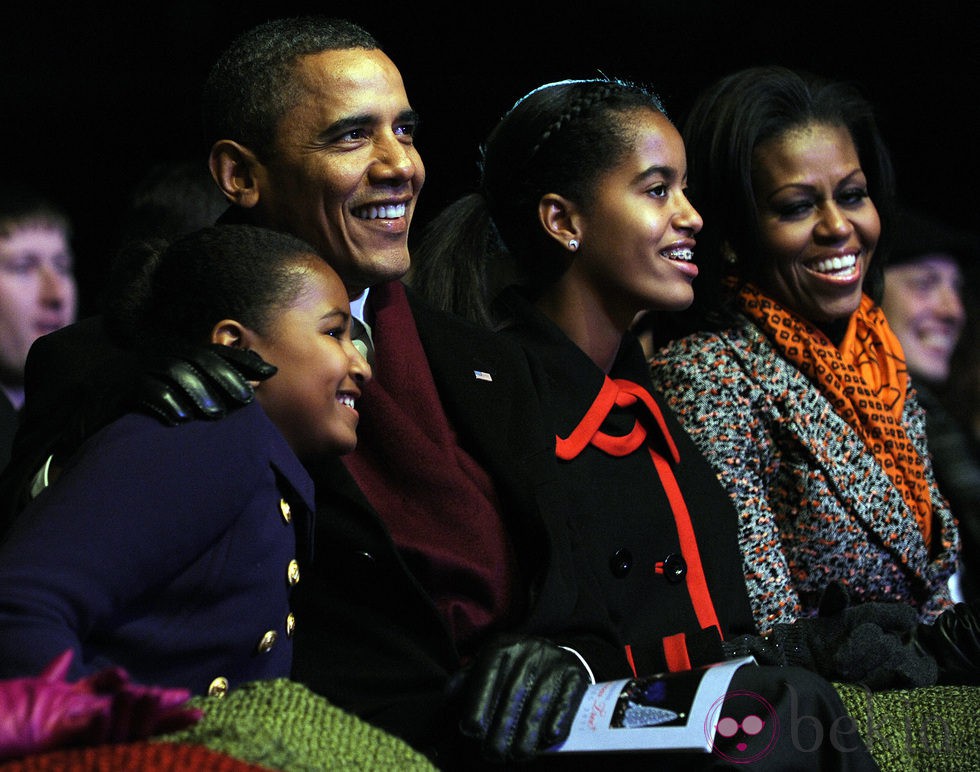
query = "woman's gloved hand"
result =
(452, 635, 590, 762)
(909, 601, 980, 685)
(722, 583, 939, 690)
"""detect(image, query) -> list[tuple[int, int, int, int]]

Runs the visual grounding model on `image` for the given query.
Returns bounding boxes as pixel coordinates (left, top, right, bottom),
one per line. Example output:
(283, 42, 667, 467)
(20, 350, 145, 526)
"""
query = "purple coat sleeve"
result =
(0, 401, 314, 692)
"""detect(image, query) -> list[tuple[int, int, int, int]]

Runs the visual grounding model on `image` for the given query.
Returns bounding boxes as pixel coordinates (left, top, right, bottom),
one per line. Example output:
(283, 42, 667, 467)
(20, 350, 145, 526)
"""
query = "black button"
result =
(662, 553, 687, 583)
(610, 548, 633, 578)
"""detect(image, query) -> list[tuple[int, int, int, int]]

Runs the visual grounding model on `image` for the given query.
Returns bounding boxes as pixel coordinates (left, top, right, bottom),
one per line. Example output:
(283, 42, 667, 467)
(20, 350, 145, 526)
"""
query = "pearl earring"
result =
(568, 239, 579, 251)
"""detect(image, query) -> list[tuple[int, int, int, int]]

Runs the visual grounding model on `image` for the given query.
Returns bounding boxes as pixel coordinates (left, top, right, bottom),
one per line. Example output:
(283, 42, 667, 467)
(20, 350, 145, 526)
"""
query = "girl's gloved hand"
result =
(0, 650, 201, 762)
(452, 635, 590, 762)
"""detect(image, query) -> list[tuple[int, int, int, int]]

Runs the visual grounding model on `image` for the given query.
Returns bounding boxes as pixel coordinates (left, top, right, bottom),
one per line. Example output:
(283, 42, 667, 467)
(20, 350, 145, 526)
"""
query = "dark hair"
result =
(202, 16, 378, 157)
(0, 184, 71, 239)
(412, 78, 667, 327)
(887, 205, 979, 269)
(104, 224, 319, 347)
(118, 160, 229, 246)
(679, 65, 895, 330)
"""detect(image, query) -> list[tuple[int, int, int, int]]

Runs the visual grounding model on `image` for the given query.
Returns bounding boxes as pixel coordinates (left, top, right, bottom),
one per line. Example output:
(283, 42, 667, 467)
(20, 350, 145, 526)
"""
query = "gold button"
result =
(279, 498, 292, 523)
(257, 630, 278, 653)
(287, 559, 300, 586)
(286, 612, 296, 637)
(208, 677, 229, 697)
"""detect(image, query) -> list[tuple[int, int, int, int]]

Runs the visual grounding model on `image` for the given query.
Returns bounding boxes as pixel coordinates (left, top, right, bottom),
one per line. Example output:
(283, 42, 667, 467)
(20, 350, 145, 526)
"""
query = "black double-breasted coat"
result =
(291, 286, 758, 760)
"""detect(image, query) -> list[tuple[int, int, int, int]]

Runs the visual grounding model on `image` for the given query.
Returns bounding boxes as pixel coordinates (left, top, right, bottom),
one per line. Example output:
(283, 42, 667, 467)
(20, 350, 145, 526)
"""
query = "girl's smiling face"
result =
(242, 256, 371, 459)
(563, 109, 703, 326)
(751, 122, 881, 324)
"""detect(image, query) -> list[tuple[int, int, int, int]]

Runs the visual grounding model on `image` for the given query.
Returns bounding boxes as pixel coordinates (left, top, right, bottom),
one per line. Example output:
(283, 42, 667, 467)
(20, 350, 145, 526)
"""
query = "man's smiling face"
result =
(250, 47, 425, 297)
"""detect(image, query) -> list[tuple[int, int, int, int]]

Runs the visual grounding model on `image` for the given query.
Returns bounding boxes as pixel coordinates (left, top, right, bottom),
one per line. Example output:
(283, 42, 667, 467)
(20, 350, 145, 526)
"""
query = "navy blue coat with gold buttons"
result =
(0, 399, 314, 695)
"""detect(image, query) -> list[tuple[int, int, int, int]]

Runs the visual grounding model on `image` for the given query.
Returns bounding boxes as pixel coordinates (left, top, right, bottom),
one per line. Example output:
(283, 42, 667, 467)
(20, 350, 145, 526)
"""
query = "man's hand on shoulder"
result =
(134, 344, 277, 426)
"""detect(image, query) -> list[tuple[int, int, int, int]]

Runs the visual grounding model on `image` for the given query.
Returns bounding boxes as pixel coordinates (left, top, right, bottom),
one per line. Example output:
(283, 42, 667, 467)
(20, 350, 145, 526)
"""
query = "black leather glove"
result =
(134, 344, 277, 426)
(909, 601, 980, 685)
(453, 635, 590, 762)
(722, 583, 938, 690)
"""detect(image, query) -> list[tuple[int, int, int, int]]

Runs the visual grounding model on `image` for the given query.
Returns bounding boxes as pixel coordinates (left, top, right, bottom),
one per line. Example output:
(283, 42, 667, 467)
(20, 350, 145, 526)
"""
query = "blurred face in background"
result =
(0, 223, 77, 393)
(882, 254, 965, 383)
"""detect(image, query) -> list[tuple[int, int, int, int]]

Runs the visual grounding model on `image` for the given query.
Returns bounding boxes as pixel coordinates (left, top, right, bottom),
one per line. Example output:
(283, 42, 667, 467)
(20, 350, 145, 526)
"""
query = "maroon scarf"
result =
(343, 281, 518, 654)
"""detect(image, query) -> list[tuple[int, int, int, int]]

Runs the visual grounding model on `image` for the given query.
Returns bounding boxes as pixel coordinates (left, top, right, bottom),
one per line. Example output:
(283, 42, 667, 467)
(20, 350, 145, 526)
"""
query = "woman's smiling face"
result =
(751, 122, 881, 324)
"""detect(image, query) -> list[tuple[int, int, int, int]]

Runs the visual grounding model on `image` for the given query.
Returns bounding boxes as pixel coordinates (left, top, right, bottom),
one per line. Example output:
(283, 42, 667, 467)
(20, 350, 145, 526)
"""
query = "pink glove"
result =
(0, 650, 201, 761)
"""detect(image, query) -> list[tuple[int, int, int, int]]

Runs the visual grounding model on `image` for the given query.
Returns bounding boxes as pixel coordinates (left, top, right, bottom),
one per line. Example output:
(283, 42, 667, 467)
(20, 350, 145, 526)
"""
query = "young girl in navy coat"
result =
(0, 224, 371, 695)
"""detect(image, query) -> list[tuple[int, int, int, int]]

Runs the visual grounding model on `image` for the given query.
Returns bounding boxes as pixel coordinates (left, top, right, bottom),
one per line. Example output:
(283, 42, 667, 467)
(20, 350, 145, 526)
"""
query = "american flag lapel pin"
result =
(473, 370, 493, 382)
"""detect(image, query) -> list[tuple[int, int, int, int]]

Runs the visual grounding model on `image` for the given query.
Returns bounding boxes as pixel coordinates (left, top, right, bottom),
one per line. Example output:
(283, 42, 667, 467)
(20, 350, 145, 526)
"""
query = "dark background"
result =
(3, 1, 977, 315)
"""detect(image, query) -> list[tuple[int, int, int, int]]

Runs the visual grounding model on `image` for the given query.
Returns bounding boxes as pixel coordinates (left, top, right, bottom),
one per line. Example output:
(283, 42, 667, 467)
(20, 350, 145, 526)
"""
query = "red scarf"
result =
(738, 284, 934, 547)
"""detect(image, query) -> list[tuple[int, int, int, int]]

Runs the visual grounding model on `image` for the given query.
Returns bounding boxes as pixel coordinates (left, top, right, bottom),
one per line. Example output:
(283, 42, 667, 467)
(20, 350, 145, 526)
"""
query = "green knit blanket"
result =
(157, 679, 436, 771)
(834, 683, 980, 771)
(156, 678, 980, 771)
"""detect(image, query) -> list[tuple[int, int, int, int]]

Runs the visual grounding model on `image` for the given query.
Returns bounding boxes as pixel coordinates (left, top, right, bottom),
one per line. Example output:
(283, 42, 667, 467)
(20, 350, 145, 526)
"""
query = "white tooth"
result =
(831, 257, 842, 270)
(354, 203, 407, 220)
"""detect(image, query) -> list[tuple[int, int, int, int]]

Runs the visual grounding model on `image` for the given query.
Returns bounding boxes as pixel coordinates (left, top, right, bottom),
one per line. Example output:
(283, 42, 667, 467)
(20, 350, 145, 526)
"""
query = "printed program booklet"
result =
(548, 656, 756, 754)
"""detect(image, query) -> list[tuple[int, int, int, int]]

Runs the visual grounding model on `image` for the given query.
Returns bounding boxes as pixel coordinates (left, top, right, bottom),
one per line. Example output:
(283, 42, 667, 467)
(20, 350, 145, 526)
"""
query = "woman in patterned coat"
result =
(649, 66, 958, 633)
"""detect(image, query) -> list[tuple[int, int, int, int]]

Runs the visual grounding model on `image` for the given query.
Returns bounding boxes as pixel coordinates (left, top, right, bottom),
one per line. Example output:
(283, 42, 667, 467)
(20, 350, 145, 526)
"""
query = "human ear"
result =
(538, 193, 583, 253)
(211, 320, 266, 389)
(209, 140, 263, 209)
(210, 319, 253, 348)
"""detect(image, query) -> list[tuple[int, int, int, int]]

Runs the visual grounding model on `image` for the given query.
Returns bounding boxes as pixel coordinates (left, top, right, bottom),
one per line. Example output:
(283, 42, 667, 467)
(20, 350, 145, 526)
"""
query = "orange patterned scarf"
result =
(738, 283, 934, 547)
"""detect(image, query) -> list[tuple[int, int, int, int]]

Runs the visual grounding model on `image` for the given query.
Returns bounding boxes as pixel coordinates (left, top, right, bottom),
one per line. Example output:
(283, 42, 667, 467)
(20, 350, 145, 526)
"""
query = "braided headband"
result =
(512, 78, 664, 160)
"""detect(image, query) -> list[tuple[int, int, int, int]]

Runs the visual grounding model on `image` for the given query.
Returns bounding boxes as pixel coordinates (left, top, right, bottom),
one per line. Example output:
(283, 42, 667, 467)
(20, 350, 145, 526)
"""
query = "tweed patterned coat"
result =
(649, 314, 958, 633)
